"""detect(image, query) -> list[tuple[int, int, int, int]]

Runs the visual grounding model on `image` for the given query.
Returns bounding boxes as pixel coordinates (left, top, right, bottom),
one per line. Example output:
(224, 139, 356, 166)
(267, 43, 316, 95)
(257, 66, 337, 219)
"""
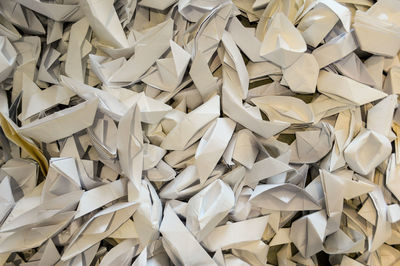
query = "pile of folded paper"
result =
(0, 0, 400, 265)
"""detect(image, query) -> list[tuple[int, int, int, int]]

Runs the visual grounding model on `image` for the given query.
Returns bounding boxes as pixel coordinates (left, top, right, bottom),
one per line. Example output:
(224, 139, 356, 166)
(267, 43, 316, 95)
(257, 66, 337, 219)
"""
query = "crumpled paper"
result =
(0, 0, 399, 265)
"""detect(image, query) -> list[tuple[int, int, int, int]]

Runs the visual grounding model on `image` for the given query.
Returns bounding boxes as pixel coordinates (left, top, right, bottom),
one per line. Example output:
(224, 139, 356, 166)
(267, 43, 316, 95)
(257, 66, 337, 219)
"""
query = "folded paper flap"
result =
(160, 205, 217, 265)
(62, 203, 138, 261)
(244, 157, 294, 187)
(334, 53, 376, 87)
(318, 0, 351, 32)
(161, 95, 220, 150)
(260, 12, 307, 67)
(290, 210, 327, 257)
(186, 179, 235, 240)
(0, 189, 83, 233)
(312, 31, 358, 68)
(60, 75, 128, 121)
(143, 40, 191, 92)
(117, 102, 143, 186)
(74, 178, 128, 218)
(251, 95, 314, 124)
(195, 118, 236, 184)
(22, 85, 74, 121)
(16, 0, 80, 21)
(290, 122, 334, 163)
(353, 9, 400, 57)
(202, 215, 270, 251)
(249, 183, 322, 211)
(109, 19, 174, 85)
(222, 71, 290, 139)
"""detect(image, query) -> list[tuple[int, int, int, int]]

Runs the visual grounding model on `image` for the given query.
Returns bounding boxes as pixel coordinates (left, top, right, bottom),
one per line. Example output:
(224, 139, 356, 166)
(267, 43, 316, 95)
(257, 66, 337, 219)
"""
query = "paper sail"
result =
(0, 36, 17, 83)
(81, 0, 128, 48)
(260, 12, 306, 68)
